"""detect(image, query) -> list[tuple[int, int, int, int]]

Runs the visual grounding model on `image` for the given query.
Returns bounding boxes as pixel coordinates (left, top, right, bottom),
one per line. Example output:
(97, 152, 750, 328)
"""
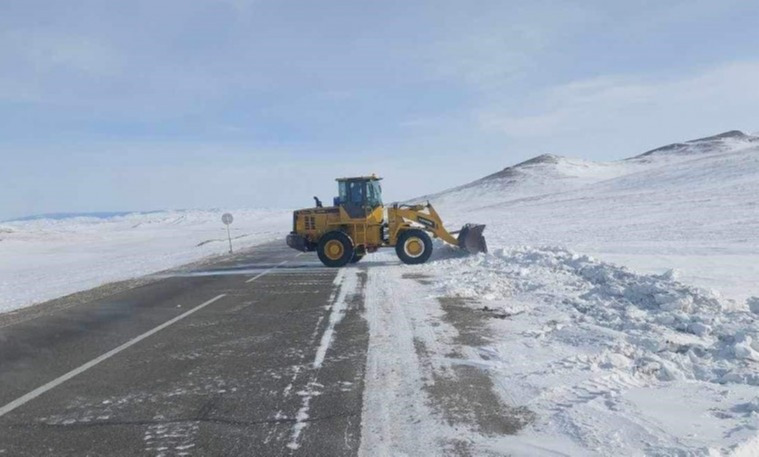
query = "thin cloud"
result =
(479, 61, 759, 139)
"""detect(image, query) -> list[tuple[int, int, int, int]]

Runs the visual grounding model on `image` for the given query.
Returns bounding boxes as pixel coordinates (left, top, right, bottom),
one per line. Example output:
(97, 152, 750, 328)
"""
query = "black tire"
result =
(395, 229, 433, 265)
(350, 252, 364, 263)
(317, 231, 355, 267)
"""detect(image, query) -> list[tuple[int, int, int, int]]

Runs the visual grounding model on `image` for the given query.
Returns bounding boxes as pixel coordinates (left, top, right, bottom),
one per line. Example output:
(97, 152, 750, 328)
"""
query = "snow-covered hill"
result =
(0, 209, 290, 313)
(420, 130, 759, 303)
(421, 130, 758, 209)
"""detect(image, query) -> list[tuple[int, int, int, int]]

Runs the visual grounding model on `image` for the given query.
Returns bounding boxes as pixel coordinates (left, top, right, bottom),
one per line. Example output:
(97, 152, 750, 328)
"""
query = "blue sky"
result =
(2, 0, 758, 220)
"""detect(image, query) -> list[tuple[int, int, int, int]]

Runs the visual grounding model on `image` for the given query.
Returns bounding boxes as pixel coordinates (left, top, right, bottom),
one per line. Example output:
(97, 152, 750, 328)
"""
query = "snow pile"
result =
(415, 247, 759, 455)
(440, 247, 759, 384)
(0, 209, 290, 312)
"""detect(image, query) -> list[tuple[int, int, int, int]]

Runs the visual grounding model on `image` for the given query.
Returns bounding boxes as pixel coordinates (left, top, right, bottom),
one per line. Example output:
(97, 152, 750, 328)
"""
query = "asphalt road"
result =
(0, 242, 369, 456)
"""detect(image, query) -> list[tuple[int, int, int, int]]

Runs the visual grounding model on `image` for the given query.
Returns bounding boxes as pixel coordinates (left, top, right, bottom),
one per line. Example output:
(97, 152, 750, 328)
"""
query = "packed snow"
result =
(0, 209, 290, 312)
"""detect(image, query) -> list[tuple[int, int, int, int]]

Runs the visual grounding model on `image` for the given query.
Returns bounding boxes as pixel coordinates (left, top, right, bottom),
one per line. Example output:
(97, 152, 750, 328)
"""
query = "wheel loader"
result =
(286, 175, 487, 267)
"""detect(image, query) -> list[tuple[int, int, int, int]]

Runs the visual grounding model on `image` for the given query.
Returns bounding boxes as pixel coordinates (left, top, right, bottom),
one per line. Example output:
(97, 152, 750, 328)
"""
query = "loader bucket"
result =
(457, 223, 488, 254)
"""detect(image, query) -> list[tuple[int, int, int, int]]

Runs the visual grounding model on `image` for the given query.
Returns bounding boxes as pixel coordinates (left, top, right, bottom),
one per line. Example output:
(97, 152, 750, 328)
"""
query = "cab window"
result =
(348, 181, 364, 204)
(366, 181, 383, 207)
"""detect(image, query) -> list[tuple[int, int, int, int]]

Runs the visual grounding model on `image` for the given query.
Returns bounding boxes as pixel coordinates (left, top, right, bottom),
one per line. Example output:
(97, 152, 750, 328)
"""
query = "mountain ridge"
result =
(416, 130, 758, 205)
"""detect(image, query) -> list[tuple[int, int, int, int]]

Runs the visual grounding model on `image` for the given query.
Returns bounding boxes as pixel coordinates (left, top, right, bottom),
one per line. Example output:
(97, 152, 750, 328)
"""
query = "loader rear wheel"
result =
(317, 231, 354, 267)
(396, 229, 433, 265)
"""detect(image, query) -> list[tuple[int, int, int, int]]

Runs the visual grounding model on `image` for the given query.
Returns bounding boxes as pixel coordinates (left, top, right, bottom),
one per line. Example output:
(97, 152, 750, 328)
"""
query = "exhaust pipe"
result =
(457, 223, 488, 254)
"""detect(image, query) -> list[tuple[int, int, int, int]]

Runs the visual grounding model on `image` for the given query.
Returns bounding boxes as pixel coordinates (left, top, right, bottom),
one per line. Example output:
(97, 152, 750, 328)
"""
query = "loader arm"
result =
(388, 203, 461, 246)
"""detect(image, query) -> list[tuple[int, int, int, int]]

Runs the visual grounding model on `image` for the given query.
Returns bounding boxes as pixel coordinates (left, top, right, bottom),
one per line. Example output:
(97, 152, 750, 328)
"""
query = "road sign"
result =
(222, 213, 234, 253)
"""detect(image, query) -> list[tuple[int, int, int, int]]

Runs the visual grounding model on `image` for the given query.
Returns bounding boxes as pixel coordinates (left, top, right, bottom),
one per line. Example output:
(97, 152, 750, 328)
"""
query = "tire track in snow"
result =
(358, 266, 439, 457)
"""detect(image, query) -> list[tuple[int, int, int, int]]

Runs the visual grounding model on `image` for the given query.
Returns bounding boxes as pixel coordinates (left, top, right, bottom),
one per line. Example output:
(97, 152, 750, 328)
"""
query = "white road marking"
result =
(0, 252, 304, 419)
(313, 269, 355, 369)
(0, 294, 228, 419)
(288, 269, 356, 450)
(245, 259, 290, 283)
(244, 252, 305, 283)
(266, 264, 337, 445)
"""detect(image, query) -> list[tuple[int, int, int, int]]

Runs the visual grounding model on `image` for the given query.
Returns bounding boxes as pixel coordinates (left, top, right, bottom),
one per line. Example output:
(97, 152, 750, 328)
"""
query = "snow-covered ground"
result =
(361, 246, 759, 456)
(0, 209, 290, 312)
(359, 130, 759, 455)
(418, 130, 759, 305)
(2, 130, 757, 454)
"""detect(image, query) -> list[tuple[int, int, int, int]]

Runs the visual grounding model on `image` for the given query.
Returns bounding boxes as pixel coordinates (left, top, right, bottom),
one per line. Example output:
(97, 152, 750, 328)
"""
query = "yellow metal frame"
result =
(386, 203, 459, 246)
(293, 200, 460, 253)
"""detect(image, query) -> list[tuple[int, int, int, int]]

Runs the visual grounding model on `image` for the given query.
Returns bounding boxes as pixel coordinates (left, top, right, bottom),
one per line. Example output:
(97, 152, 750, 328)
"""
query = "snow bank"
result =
(0, 209, 290, 312)
(410, 246, 759, 455)
(439, 247, 759, 385)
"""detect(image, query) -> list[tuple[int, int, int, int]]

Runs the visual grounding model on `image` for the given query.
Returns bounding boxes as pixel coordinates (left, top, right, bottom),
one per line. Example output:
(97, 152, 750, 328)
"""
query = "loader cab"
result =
(335, 175, 383, 218)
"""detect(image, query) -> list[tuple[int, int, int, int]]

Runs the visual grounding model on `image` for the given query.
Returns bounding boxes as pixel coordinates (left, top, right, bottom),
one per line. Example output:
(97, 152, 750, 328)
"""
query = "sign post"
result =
(222, 212, 234, 254)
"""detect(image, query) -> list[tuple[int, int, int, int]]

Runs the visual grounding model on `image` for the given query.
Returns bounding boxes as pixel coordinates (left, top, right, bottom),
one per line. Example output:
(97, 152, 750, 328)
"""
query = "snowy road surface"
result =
(0, 243, 369, 456)
(0, 242, 534, 456)
(2, 240, 759, 455)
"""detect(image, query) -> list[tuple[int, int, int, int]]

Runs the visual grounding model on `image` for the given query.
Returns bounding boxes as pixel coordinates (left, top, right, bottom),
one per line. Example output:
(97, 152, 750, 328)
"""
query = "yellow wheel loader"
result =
(286, 175, 487, 267)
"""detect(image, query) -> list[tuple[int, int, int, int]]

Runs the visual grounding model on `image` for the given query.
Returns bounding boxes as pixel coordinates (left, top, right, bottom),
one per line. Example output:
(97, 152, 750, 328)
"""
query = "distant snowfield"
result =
(0, 209, 290, 312)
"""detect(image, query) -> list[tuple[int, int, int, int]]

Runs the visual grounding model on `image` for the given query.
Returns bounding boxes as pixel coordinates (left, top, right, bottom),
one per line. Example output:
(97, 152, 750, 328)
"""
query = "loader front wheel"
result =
(317, 231, 354, 267)
(396, 229, 433, 265)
